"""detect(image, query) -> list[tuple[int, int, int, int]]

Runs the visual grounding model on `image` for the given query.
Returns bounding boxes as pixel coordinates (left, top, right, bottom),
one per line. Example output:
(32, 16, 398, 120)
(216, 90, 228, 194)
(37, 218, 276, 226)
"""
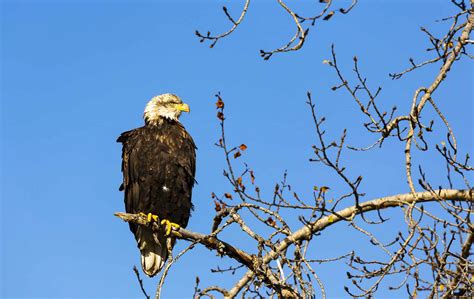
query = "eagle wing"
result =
(118, 126, 196, 224)
(117, 124, 196, 276)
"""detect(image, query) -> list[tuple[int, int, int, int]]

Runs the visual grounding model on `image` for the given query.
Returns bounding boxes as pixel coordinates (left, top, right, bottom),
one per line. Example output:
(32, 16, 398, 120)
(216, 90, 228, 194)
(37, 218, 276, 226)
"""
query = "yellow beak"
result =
(176, 103, 190, 113)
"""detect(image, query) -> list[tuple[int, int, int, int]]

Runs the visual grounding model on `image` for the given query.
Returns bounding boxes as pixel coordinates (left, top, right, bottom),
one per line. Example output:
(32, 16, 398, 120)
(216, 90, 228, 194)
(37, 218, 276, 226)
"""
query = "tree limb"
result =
(226, 189, 473, 297)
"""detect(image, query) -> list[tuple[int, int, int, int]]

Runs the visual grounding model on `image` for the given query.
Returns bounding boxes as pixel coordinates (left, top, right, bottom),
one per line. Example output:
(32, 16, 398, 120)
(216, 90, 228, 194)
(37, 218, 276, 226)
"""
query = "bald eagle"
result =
(117, 94, 196, 277)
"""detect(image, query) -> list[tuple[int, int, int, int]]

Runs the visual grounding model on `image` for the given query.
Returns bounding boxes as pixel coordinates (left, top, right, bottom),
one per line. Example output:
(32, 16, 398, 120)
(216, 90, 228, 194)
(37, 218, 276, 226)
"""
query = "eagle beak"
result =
(176, 103, 190, 113)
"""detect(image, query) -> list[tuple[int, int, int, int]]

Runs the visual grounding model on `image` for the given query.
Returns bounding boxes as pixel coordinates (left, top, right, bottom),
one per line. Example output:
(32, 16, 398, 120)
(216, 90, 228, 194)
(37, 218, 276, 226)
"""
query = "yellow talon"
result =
(138, 212, 159, 223)
(148, 213, 159, 222)
(160, 219, 180, 236)
(138, 213, 179, 236)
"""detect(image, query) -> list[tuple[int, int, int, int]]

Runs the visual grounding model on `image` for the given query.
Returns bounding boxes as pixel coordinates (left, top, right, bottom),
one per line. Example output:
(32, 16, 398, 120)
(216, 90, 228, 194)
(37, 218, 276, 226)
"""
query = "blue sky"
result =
(1, 0, 472, 298)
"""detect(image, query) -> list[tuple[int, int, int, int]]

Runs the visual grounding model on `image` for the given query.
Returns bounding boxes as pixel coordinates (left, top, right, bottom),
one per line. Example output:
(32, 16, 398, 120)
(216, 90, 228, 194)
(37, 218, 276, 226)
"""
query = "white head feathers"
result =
(143, 93, 189, 125)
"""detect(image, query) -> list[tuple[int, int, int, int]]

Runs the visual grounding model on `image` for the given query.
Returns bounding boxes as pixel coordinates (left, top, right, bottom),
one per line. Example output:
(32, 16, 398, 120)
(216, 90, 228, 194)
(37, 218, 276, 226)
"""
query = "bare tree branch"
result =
(225, 189, 473, 297)
(196, 0, 358, 60)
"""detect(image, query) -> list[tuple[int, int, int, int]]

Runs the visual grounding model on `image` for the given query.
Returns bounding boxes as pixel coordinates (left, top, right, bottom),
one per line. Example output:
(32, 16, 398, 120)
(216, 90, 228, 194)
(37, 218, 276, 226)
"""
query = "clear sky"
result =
(1, 0, 472, 298)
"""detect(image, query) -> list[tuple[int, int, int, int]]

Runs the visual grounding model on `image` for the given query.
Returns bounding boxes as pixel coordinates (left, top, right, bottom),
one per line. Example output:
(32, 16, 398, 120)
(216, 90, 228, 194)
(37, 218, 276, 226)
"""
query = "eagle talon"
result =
(160, 219, 180, 236)
(138, 212, 159, 223)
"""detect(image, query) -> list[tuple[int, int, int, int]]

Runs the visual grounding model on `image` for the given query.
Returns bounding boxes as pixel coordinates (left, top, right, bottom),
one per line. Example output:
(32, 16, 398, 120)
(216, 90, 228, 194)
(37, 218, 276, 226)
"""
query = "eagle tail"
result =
(137, 227, 167, 277)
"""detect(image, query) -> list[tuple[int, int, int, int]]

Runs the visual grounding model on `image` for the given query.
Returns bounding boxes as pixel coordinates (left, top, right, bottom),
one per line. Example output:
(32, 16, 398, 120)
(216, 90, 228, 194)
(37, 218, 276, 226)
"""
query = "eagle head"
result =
(144, 93, 190, 125)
